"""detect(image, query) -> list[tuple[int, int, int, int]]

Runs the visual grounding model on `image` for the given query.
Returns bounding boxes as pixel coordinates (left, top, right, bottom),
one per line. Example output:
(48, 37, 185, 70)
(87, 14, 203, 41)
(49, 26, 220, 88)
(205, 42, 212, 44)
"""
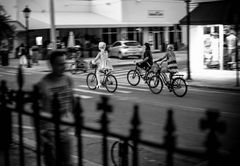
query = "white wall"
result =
(190, 25, 204, 72)
(91, 0, 122, 21)
(121, 0, 185, 24)
(1, 0, 91, 21)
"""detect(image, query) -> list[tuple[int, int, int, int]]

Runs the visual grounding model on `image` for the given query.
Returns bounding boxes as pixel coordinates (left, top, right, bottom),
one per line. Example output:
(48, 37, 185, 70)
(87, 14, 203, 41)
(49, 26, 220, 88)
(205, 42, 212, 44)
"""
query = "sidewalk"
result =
(1, 52, 240, 92)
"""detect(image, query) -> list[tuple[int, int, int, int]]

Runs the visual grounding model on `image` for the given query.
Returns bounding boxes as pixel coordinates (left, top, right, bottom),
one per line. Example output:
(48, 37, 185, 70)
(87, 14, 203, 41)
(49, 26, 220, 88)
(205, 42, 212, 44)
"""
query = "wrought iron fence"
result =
(0, 66, 234, 166)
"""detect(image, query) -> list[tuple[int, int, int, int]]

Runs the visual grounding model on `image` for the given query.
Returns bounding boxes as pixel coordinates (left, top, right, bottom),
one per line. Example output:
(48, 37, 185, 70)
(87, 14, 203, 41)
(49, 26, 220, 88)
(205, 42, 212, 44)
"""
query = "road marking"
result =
(0, 71, 16, 75)
(118, 85, 149, 91)
(77, 85, 131, 94)
(116, 89, 131, 93)
(116, 75, 127, 79)
(0, 70, 36, 76)
(119, 82, 149, 88)
(74, 94, 92, 99)
(74, 88, 112, 96)
(114, 72, 127, 76)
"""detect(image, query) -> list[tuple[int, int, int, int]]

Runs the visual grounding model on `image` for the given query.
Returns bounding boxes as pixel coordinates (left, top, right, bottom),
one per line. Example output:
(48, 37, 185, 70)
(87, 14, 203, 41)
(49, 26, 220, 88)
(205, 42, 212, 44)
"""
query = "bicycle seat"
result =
(100, 68, 112, 74)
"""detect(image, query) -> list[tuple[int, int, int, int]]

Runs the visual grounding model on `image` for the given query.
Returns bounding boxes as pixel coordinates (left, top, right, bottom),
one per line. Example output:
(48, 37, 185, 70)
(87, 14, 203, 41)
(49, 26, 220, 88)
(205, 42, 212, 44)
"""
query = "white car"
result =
(108, 40, 143, 59)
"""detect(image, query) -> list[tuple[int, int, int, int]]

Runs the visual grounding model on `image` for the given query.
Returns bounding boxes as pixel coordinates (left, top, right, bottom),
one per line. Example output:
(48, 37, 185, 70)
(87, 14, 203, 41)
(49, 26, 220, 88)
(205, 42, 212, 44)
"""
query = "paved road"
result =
(2, 65, 240, 166)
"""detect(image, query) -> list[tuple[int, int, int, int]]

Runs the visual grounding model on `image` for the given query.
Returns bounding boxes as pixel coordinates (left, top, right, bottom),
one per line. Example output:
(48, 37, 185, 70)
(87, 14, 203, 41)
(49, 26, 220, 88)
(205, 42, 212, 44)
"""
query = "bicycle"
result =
(127, 62, 155, 86)
(110, 140, 134, 166)
(148, 61, 188, 97)
(86, 62, 118, 93)
(69, 60, 88, 74)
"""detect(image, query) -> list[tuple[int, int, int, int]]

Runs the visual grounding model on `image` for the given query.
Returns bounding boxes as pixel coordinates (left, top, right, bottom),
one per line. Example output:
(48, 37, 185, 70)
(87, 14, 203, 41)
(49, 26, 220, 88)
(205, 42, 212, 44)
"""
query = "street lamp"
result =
(185, 0, 191, 80)
(23, 5, 31, 68)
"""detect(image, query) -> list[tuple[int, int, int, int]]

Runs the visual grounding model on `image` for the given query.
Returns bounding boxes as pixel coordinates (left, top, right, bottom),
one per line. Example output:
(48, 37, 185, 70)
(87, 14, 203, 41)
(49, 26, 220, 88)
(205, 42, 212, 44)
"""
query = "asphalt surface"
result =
(2, 51, 240, 92)
(1, 51, 240, 166)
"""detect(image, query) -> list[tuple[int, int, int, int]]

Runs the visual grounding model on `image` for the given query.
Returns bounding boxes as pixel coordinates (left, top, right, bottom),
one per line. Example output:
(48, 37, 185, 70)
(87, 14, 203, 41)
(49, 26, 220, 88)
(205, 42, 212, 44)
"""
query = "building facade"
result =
(1, 0, 187, 55)
(180, 0, 240, 72)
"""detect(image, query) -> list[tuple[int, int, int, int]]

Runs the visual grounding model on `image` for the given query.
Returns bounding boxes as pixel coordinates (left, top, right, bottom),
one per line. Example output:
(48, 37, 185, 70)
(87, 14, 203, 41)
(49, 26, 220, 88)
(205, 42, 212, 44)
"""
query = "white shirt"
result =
(226, 34, 237, 50)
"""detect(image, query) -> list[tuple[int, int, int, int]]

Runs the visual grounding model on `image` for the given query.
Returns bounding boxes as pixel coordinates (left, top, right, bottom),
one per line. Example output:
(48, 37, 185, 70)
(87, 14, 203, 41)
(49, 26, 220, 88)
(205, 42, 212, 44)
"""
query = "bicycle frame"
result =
(100, 69, 112, 86)
(153, 62, 170, 86)
(134, 65, 151, 80)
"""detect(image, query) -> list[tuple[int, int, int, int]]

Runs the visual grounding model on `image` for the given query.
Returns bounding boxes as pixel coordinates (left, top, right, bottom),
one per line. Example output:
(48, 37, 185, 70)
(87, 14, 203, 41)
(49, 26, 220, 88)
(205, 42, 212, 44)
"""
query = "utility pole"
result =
(50, 0, 56, 49)
(185, 0, 191, 80)
(235, 24, 239, 87)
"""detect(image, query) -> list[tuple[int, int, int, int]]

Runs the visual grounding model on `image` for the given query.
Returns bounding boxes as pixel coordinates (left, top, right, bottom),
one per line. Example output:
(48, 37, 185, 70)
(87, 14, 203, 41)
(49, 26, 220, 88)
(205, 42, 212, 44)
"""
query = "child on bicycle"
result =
(154, 44, 178, 83)
(136, 42, 153, 76)
(92, 42, 111, 88)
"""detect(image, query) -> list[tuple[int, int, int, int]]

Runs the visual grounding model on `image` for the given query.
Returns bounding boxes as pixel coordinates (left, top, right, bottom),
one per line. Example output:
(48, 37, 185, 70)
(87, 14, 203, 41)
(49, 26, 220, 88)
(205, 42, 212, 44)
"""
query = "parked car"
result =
(108, 40, 143, 59)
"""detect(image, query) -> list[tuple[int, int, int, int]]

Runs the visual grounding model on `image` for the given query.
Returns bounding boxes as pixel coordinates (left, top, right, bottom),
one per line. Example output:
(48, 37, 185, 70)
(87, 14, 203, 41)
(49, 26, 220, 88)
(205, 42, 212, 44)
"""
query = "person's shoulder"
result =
(35, 74, 50, 90)
(37, 74, 51, 84)
(64, 74, 73, 80)
(63, 74, 74, 86)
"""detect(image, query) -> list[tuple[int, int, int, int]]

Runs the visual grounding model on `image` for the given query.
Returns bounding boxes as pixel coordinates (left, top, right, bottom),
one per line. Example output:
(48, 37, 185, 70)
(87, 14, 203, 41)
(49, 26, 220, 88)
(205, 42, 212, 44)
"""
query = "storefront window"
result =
(102, 28, 117, 45)
(203, 26, 220, 69)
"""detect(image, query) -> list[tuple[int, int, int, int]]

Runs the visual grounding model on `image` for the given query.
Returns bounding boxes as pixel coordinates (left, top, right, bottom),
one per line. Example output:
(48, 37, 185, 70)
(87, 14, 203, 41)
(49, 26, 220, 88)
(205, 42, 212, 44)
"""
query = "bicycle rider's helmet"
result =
(98, 42, 106, 50)
(167, 44, 174, 51)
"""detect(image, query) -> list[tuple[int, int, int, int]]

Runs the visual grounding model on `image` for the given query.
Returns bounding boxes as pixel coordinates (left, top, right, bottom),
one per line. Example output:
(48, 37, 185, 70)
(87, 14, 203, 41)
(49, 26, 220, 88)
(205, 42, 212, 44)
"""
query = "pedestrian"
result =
(136, 42, 153, 75)
(154, 44, 178, 82)
(18, 43, 27, 67)
(31, 45, 39, 65)
(36, 50, 75, 166)
(91, 41, 110, 88)
(226, 30, 237, 64)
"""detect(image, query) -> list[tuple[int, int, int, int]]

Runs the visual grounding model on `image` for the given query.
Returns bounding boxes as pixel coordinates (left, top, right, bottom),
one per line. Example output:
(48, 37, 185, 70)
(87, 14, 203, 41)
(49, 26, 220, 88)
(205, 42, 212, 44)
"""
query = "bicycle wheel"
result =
(110, 141, 133, 166)
(148, 75, 163, 94)
(145, 71, 155, 84)
(127, 70, 140, 86)
(86, 73, 97, 90)
(70, 63, 76, 74)
(172, 77, 188, 97)
(105, 74, 118, 93)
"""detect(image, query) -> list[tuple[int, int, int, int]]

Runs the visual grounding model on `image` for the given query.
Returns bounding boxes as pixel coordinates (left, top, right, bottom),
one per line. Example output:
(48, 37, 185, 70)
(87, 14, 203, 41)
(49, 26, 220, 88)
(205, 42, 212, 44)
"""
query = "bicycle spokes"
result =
(106, 75, 118, 93)
(172, 77, 188, 97)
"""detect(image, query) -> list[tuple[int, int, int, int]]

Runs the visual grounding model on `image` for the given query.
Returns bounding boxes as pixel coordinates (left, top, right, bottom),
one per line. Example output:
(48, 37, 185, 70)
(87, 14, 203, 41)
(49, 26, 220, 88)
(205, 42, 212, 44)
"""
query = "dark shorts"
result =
(137, 61, 152, 70)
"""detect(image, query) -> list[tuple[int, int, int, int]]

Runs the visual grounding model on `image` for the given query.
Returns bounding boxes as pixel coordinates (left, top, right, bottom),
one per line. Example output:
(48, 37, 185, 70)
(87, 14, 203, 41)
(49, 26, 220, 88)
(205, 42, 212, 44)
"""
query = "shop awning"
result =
(179, 0, 240, 25)
(26, 12, 173, 30)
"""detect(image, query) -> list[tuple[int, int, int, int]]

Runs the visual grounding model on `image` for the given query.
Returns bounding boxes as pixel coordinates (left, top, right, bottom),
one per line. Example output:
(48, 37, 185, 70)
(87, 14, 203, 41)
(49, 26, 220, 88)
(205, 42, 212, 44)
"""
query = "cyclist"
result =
(75, 49, 86, 69)
(92, 42, 109, 88)
(136, 42, 153, 77)
(154, 44, 178, 83)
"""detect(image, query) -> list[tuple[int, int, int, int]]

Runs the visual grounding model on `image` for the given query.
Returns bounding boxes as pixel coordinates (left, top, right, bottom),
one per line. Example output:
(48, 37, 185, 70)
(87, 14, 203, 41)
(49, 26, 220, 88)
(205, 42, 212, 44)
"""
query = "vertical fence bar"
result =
(97, 96, 112, 166)
(74, 96, 83, 166)
(121, 139, 129, 166)
(32, 85, 41, 166)
(130, 105, 141, 166)
(164, 109, 176, 166)
(200, 109, 226, 166)
(52, 93, 61, 166)
(16, 66, 25, 166)
(0, 80, 11, 166)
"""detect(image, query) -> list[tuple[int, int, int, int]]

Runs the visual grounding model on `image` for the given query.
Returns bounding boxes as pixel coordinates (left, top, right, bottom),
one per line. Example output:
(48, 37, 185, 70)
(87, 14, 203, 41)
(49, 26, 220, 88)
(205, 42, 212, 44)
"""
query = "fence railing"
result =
(0, 66, 232, 166)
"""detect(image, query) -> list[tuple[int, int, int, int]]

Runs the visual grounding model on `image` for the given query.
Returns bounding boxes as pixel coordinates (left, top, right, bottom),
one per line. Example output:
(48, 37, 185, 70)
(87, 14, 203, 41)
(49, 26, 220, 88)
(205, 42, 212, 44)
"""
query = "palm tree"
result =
(0, 5, 14, 46)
